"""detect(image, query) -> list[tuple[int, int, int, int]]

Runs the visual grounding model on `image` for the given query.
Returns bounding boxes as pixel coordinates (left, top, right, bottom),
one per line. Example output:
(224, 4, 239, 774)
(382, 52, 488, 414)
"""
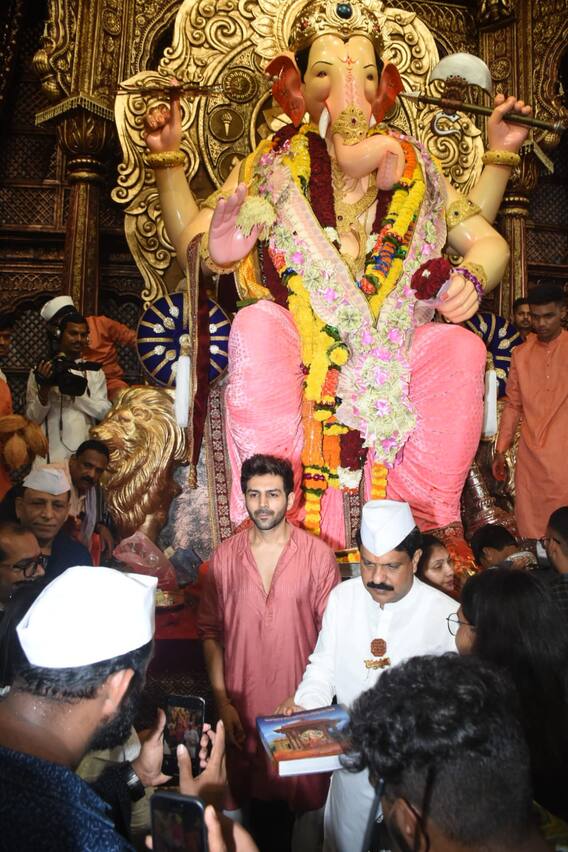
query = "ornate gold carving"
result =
(288, 0, 385, 55)
(92, 386, 190, 542)
(114, 0, 485, 302)
(477, 0, 514, 26)
(32, 0, 77, 101)
(331, 105, 369, 145)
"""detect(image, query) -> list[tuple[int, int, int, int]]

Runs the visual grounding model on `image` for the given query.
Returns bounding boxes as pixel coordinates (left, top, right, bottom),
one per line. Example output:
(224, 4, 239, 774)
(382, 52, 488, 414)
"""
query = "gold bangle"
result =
(461, 261, 488, 292)
(445, 196, 481, 231)
(482, 150, 521, 168)
(199, 231, 236, 275)
(146, 150, 185, 169)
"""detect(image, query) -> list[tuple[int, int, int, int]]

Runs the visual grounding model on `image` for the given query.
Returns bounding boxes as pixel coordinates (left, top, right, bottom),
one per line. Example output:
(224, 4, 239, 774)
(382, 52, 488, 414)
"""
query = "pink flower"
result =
(381, 436, 398, 451)
(324, 287, 337, 302)
(372, 347, 392, 361)
(291, 251, 305, 267)
(374, 368, 388, 385)
(388, 328, 404, 345)
(375, 399, 391, 416)
(361, 329, 373, 345)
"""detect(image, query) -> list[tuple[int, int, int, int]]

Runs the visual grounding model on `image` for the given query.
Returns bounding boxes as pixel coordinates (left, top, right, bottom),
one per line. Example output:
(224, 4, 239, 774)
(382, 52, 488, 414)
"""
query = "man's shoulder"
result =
(290, 525, 336, 558)
(412, 577, 455, 611)
(212, 527, 249, 561)
(326, 576, 364, 605)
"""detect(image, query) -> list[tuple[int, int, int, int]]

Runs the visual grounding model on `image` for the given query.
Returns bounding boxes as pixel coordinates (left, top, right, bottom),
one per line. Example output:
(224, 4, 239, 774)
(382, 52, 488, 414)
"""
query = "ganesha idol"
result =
(144, 0, 531, 547)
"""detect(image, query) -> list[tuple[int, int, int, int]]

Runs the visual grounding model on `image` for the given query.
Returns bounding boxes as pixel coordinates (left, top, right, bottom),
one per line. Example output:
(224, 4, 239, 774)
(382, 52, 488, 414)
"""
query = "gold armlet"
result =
(482, 150, 521, 168)
(445, 197, 481, 231)
(199, 232, 237, 275)
(146, 151, 186, 170)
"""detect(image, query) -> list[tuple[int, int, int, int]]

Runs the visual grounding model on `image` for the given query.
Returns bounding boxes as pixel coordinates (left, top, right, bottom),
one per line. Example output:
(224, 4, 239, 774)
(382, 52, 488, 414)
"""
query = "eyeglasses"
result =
(7, 555, 47, 579)
(446, 612, 474, 637)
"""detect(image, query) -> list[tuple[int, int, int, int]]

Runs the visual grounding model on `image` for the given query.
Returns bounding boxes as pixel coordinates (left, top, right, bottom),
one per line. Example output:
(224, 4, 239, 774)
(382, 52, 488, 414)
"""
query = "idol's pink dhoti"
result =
(225, 304, 485, 537)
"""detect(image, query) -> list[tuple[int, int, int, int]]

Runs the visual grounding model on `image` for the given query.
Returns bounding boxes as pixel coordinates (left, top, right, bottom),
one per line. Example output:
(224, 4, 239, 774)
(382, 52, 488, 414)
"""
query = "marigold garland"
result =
(249, 125, 428, 534)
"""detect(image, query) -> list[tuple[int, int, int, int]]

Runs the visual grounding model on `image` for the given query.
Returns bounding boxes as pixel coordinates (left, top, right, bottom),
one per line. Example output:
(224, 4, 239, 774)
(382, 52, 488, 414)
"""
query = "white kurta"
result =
(295, 576, 456, 852)
(26, 366, 111, 462)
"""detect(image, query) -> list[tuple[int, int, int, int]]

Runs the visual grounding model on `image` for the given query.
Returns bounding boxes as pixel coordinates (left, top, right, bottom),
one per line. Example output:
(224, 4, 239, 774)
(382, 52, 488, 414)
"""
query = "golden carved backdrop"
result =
(0, 0, 567, 407)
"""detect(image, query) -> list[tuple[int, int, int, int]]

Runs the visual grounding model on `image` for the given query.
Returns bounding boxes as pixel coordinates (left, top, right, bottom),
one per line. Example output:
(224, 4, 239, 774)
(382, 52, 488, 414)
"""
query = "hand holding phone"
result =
(151, 792, 207, 852)
(162, 694, 206, 777)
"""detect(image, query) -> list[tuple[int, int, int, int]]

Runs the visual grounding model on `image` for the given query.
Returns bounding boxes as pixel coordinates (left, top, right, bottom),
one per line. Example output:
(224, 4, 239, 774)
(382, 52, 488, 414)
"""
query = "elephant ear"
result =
(372, 63, 404, 124)
(265, 53, 306, 128)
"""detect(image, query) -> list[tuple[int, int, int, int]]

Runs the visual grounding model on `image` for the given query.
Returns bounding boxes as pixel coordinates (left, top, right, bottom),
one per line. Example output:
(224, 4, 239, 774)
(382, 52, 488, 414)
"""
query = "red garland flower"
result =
(411, 257, 452, 300)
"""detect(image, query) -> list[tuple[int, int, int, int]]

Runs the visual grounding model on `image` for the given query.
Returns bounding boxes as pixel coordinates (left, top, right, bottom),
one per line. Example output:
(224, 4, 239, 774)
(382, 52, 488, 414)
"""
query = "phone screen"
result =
(151, 792, 206, 852)
(162, 694, 205, 776)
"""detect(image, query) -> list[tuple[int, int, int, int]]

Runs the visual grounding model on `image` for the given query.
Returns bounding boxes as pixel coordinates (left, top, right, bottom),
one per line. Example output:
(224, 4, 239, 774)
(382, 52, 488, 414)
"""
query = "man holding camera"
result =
(26, 312, 111, 462)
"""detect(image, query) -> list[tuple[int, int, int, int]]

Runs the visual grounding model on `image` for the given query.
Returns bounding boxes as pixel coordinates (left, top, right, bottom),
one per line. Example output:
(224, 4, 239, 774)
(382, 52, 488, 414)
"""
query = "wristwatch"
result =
(122, 761, 146, 802)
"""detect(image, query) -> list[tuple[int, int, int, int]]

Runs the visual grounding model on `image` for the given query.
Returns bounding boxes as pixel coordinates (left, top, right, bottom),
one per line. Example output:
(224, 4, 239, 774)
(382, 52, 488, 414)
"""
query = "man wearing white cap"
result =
(40, 295, 137, 401)
(15, 466, 91, 579)
(0, 565, 169, 849)
(27, 308, 111, 462)
(290, 500, 456, 852)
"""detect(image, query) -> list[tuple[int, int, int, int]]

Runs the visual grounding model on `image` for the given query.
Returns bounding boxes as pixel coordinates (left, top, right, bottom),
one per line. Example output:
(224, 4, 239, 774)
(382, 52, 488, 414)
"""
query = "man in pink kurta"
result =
(198, 454, 339, 849)
(494, 285, 568, 538)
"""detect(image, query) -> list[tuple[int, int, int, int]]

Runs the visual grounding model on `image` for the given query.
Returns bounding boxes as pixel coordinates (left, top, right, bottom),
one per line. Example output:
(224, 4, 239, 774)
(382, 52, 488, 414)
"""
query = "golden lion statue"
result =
(92, 386, 189, 542)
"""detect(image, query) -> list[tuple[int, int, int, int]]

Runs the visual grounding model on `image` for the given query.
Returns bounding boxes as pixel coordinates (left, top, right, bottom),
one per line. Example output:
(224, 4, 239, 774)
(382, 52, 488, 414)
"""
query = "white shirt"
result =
(295, 576, 457, 852)
(26, 365, 111, 462)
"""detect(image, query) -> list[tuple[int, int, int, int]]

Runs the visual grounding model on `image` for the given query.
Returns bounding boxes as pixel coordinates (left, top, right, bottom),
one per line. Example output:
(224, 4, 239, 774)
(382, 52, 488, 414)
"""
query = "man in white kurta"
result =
(294, 500, 456, 852)
(26, 313, 111, 462)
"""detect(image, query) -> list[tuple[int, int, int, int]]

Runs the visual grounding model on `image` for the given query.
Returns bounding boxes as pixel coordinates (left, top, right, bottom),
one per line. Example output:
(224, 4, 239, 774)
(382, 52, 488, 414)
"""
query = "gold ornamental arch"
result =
(112, 0, 484, 306)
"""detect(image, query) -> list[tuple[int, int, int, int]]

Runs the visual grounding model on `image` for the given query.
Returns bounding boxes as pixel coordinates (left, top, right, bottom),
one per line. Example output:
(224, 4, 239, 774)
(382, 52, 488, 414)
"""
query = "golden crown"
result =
(288, 1, 384, 55)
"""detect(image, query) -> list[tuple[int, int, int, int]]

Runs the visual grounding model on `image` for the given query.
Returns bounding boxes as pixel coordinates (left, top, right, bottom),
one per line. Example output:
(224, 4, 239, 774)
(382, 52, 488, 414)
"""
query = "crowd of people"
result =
(0, 285, 567, 850)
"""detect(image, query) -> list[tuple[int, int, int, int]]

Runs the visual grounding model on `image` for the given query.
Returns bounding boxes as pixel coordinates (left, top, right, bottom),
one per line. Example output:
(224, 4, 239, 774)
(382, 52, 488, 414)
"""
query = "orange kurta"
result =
(84, 316, 136, 400)
(0, 375, 13, 499)
(496, 330, 568, 538)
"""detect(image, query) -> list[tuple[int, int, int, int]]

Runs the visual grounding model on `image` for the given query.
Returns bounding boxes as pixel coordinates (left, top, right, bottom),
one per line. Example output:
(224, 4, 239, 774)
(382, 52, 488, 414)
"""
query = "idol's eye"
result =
(316, 69, 327, 78)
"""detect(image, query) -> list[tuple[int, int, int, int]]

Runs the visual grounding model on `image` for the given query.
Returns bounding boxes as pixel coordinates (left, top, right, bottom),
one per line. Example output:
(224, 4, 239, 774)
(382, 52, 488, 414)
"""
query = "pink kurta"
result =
(197, 524, 340, 809)
(496, 330, 568, 538)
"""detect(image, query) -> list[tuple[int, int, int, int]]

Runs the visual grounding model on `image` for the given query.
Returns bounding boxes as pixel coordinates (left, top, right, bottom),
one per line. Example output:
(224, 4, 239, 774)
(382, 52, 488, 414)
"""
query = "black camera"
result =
(35, 356, 102, 396)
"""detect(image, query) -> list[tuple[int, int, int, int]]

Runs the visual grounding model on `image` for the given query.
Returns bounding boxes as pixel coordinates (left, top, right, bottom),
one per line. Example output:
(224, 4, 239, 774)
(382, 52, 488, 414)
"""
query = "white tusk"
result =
(369, 114, 377, 128)
(319, 106, 331, 139)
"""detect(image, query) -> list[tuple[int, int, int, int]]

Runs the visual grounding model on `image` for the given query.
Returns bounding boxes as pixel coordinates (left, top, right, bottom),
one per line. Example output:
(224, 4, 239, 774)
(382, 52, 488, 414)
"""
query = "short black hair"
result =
(528, 284, 565, 307)
(549, 506, 568, 555)
(240, 454, 294, 497)
(356, 525, 423, 558)
(0, 521, 35, 562)
(59, 312, 87, 334)
(74, 439, 110, 460)
(0, 313, 15, 332)
(416, 534, 446, 579)
(512, 296, 529, 311)
(14, 640, 153, 703)
(469, 523, 515, 566)
(347, 654, 533, 846)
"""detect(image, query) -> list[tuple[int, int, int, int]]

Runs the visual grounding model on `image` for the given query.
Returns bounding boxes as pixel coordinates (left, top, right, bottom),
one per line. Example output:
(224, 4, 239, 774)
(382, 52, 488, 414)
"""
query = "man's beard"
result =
(88, 673, 143, 751)
(250, 504, 287, 532)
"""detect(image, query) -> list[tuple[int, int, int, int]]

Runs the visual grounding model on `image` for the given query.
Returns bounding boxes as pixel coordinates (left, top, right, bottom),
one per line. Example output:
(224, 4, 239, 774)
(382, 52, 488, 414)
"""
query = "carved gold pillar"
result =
(496, 151, 540, 316)
(57, 111, 114, 315)
(33, 0, 129, 315)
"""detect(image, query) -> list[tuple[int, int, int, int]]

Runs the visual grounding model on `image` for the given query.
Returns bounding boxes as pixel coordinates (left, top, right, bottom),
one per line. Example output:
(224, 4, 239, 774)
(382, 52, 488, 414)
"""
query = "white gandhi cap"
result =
(17, 565, 157, 668)
(360, 499, 417, 557)
(23, 466, 70, 495)
(40, 295, 75, 322)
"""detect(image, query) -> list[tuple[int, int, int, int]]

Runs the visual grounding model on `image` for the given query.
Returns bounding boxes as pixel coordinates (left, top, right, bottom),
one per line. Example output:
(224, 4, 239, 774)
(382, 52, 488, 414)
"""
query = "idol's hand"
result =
(209, 183, 260, 266)
(487, 94, 532, 153)
(144, 85, 183, 153)
(437, 275, 479, 324)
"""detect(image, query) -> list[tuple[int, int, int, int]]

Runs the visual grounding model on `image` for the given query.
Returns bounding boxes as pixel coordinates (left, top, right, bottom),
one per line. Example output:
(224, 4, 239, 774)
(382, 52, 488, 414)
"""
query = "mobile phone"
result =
(162, 693, 206, 777)
(151, 791, 208, 852)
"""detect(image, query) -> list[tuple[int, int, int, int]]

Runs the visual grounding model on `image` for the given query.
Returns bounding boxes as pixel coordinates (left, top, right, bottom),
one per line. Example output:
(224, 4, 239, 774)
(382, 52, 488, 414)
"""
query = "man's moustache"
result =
(367, 582, 394, 592)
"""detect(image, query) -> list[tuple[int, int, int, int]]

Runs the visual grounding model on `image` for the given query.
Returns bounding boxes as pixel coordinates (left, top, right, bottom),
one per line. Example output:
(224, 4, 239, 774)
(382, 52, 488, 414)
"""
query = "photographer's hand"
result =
(35, 360, 54, 404)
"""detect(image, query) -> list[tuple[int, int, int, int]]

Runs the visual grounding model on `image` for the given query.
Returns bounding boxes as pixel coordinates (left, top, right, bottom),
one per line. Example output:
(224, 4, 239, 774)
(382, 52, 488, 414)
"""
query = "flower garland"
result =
(243, 126, 445, 534)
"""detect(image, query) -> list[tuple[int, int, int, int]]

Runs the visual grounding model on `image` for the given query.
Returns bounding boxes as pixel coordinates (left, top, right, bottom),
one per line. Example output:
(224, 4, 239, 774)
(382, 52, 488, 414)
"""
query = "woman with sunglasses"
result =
(450, 567, 568, 824)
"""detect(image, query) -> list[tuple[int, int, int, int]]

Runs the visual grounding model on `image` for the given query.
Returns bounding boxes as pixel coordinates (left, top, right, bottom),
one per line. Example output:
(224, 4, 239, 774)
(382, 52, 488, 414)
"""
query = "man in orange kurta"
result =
(0, 320, 14, 500)
(493, 285, 568, 538)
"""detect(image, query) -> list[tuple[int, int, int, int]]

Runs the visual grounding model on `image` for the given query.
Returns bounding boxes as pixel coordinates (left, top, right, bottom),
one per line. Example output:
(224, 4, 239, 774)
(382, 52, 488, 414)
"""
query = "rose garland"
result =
(241, 126, 444, 534)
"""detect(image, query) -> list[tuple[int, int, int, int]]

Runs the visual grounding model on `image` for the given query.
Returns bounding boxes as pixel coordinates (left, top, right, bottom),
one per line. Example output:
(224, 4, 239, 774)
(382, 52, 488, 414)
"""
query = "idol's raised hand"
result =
(143, 85, 183, 153)
(208, 184, 260, 267)
(487, 93, 532, 153)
